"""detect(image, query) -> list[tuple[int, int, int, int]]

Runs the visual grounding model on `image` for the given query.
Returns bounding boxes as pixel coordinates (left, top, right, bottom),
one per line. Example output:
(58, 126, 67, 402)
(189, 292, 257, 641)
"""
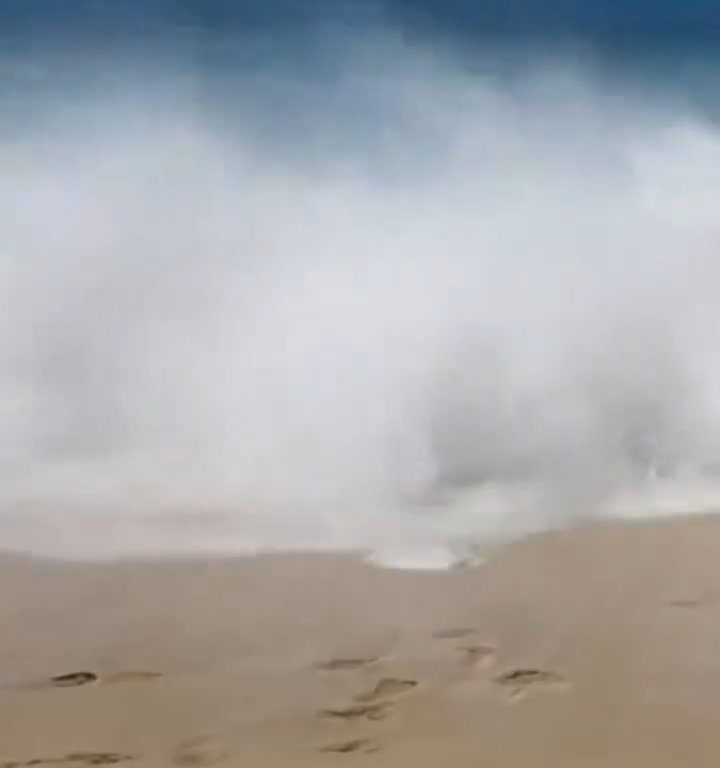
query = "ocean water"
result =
(3, 1, 720, 565)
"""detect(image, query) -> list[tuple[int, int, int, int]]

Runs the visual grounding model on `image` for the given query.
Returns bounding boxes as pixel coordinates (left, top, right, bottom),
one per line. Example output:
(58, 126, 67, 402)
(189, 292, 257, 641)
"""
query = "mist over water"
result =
(4, 17, 720, 563)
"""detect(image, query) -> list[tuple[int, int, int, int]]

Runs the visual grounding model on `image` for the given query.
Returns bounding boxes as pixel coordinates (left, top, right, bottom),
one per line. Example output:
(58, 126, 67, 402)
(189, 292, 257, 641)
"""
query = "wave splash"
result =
(3, 40, 720, 562)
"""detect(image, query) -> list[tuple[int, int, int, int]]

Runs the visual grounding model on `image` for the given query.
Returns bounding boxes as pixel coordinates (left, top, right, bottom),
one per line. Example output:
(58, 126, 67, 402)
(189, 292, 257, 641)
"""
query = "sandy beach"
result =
(0, 515, 719, 766)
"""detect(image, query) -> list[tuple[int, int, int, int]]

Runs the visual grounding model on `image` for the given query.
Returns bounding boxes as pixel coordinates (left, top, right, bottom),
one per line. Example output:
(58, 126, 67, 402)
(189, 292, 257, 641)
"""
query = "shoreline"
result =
(0, 506, 713, 564)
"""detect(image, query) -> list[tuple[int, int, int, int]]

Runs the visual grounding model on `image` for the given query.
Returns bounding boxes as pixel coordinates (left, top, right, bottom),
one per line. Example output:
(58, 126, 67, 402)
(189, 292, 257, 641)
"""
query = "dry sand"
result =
(2, 515, 720, 766)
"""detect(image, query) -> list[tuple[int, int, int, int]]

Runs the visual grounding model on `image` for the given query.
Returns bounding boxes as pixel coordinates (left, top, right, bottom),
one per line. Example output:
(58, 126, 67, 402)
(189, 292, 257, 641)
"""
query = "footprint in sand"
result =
(494, 668, 569, 700)
(31, 670, 161, 690)
(61, 755, 135, 766)
(459, 644, 496, 669)
(172, 735, 231, 767)
(1, 753, 135, 768)
(320, 738, 379, 755)
(667, 598, 705, 608)
(104, 671, 163, 684)
(433, 628, 477, 640)
(320, 701, 393, 722)
(319, 676, 420, 723)
(316, 658, 381, 672)
(354, 677, 419, 702)
(50, 672, 99, 688)
(434, 628, 497, 669)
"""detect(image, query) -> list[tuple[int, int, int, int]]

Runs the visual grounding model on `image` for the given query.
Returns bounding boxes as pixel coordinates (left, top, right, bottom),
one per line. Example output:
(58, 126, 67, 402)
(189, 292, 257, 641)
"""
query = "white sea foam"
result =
(2, 38, 720, 563)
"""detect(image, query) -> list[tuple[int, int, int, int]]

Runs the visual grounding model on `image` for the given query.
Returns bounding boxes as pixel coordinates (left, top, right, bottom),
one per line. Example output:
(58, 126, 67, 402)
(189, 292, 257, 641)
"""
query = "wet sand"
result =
(1, 514, 720, 766)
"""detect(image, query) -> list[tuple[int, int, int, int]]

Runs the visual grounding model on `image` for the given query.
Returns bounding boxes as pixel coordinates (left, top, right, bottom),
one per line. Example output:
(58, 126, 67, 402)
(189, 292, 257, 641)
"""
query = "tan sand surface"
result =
(1, 515, 720, 766)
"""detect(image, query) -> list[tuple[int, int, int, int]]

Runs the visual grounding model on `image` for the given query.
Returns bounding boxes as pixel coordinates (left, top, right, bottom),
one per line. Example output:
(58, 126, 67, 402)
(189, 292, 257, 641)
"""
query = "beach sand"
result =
(1, 515, 720, 766)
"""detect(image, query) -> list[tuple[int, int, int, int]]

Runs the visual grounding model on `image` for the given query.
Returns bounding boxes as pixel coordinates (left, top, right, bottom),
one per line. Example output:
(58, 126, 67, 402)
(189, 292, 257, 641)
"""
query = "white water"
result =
(3, 39, 720, 564)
